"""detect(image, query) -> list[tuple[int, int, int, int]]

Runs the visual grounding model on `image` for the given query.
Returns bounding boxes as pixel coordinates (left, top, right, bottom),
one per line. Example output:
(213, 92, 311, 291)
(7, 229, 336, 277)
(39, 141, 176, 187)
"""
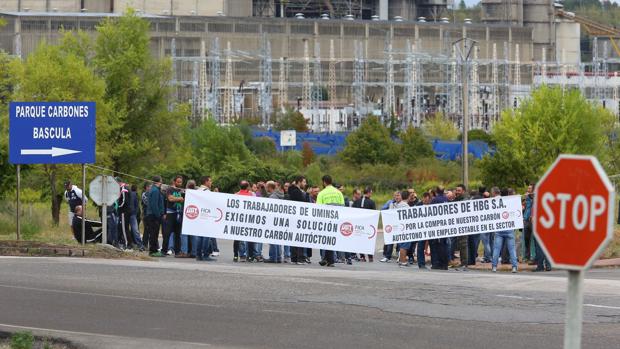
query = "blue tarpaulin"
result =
(253, 130, 492, 159)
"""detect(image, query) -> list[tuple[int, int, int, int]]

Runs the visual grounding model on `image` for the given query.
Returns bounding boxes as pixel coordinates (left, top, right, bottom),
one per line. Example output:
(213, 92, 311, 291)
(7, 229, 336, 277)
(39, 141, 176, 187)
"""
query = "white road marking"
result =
(584, 304, 620, 310)
(0, 323, 212, 347)
(0, 284, 222, 308)
(495, 295, 529, 300)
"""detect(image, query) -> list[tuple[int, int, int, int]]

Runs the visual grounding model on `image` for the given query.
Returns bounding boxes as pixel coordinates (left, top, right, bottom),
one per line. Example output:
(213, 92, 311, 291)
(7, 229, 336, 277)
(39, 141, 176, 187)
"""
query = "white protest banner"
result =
(181, 190, 381, 255)
(381, 195, 524, 244)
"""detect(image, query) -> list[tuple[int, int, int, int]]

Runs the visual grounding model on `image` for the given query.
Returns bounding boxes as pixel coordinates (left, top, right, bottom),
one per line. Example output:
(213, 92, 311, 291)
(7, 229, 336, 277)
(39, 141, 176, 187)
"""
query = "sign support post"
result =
(16, 164, 21, 241)
(81, 164, 86, 244)
(101, 176, 107, 245)
(564, 270, 584, 349)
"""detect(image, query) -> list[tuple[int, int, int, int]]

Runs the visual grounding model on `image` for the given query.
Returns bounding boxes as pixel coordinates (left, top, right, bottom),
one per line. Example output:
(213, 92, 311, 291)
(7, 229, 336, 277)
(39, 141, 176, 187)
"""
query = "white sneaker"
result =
(380, 257, 389, 263)
(212, 251, 220, 257)
(511, 266, 517, 273)
(492, 266, 497, 272)
(167, 249, 173, 256)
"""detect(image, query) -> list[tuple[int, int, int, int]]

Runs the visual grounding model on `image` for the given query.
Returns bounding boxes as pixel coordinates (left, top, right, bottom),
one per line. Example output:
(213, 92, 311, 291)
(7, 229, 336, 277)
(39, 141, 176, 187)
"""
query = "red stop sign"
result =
(534, 155, 615, 270)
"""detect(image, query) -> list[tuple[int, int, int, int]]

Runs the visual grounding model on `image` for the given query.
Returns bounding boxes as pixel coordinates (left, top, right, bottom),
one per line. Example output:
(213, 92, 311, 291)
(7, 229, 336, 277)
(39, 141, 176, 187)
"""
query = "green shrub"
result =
(11, 331, 34, 349)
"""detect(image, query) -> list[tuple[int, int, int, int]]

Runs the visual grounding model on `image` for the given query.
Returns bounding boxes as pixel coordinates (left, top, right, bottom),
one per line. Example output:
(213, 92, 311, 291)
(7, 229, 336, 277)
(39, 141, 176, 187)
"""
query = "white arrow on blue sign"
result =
(9, 102, 96, 164)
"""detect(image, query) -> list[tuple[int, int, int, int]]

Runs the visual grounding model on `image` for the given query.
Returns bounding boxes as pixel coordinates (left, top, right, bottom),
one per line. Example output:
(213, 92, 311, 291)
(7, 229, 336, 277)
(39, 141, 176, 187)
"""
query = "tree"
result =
(190, 119, 255, 175)
(94, 9, 190, 173)
(274, 109, 309, 132)
(400, 126, 434, 164)
(422, 112, 460, 140)
(458, 0, 467, 10)
(302, 141, 315, 167)
(480, 86, 614, 188)
(11, 42, 112, 224)
(0, 52, 15, 194)
(341, 116, 400, 165)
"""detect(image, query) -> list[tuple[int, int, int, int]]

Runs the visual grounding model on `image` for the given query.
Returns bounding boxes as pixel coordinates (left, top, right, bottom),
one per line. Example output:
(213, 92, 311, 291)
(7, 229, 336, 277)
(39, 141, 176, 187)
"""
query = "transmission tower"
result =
(210, 37, 221, 122)
(353, 40, 365, 117)
(191, 60, 199, 117)
(491, 43, 499, 125)
(302, 39, 311, 110)
(198, 40, 209, 119)
(603, 40, 609, 102)
(502, 42, 510, 111)
(329, 39, 337, 111)
(311, 40, 322, 130)
(513, 44, 520, 110)
(384, 34, 395, 124)
(259, 35, 273, 127)
(170, 38, 177, 112)
(413, 41, 423, 127)
(560, 48, 567, 91)
(404, 40, 414, 128)
(450, 47, 460, 118)
(470, 47, 479, 128)
(223, 41, 234, 124)
(541, 47, 547, 85)
(279, 57, 288, 110)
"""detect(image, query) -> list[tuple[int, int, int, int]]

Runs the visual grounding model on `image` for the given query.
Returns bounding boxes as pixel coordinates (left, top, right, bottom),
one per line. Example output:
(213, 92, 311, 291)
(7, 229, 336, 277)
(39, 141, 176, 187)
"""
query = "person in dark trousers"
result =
(352, 186, 376, 263)
(467, 187, 485, 265)
(317, 175, 345, 267)
(453, 184, 468, 270)
(429, 186, 449, 270)
(163, 176, 185, 256)
(288, 175, 310, 265)
(128, 184, 144, 250)
(141, 182, 151, 249)
(234, 180, 253, 262)
(522, 184, 535, 263)
(145, 176, 165, 257)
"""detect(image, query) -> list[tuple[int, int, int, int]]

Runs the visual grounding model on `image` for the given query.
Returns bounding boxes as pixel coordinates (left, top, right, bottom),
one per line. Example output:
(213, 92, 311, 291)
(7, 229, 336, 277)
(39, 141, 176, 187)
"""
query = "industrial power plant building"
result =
(0, 0, 611, 132)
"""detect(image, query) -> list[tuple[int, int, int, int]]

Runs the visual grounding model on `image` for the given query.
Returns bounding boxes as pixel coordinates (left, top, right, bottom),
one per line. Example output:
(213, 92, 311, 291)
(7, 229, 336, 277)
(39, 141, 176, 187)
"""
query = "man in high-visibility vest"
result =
(317, 175, 344, 267)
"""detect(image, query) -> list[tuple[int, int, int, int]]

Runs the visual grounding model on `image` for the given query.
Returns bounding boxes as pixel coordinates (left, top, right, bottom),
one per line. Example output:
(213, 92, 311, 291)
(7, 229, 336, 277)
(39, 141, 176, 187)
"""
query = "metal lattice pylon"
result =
(198, 40, 209, 119)
(209, 37, 221, 122)
(353, 40, 366, 117)
(470, 47, 480, 128)
(502, 42, 510, 111)
(491, 43, 499, 125)
(191, 60, 199, 117)
(329, 39, 337, 111)
(450, 47, 460, 117)
(311, 40, 322, 130)
(259, 35, 273, 127)
(384, 34, 395, 123)
(223, 41, 234, 123)
(404, 40, 414, 128)
(279, 57, 288, 110)
(302, 39, 311, 110)
(413, 41, 423, 128)
(603, 41, 609, 101)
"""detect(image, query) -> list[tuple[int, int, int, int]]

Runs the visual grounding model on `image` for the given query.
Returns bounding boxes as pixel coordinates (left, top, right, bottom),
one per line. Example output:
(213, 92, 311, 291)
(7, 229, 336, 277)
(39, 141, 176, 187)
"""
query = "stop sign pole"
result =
(534, 154, 615, 349)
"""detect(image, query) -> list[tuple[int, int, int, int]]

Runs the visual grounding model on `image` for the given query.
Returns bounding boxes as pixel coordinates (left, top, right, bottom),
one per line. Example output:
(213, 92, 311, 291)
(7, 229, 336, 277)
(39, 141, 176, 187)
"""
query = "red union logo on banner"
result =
(185, 205, 199, 220)
(340, 222, 353, 237)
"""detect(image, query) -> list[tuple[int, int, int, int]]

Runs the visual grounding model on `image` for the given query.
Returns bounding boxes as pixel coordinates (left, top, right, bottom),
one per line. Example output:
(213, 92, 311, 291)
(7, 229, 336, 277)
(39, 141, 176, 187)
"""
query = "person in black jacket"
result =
(128, 184, 144, 250)
(352, 187, 376, 262)
(288, 175, 310, 264)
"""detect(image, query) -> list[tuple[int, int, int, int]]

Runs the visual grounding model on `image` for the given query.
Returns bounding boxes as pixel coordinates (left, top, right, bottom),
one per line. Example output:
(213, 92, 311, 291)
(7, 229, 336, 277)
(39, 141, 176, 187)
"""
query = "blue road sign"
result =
(9, 102, 96, 164)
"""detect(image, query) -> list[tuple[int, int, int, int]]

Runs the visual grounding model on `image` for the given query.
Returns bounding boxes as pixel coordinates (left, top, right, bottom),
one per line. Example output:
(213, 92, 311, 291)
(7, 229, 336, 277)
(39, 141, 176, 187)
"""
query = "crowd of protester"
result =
(65, 175, 551, 272)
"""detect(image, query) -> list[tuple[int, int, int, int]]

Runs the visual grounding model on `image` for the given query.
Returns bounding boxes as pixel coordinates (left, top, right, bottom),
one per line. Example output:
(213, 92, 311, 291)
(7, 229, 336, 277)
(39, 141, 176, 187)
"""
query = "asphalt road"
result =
(0, 242, 618, 349)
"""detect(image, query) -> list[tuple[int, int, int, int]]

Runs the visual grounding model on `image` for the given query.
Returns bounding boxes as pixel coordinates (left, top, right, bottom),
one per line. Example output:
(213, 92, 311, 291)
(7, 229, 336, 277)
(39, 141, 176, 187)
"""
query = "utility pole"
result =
(453, 38, 476, 189)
